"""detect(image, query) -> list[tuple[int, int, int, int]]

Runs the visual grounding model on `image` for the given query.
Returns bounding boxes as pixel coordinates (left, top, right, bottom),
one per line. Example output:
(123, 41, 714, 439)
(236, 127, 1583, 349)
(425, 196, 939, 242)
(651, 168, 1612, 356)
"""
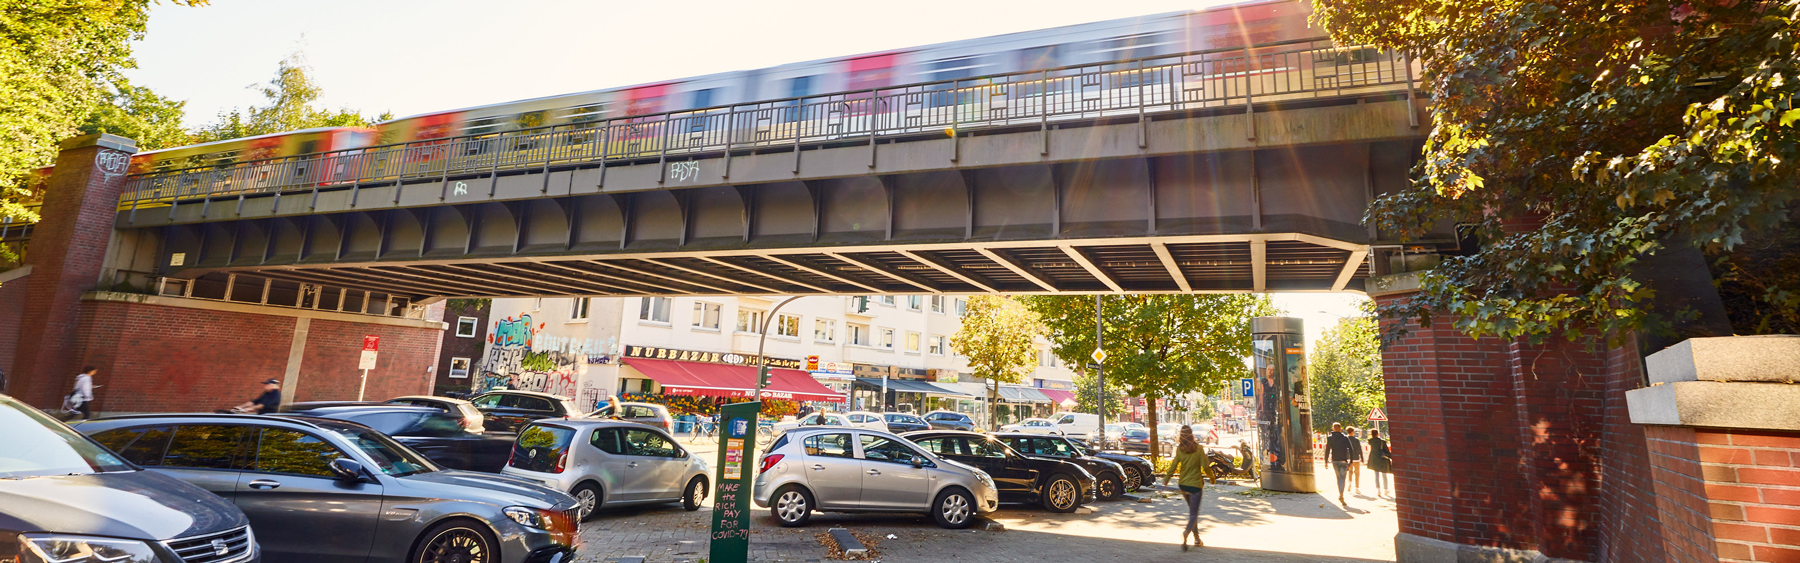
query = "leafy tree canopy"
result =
(1312, 0, 1800, 340)
(80, 78, 191, 151)
(1072, 368, 1127, 419)
(193, 52, 391, 143)
(949, 295, 1044, 429)
(1307, 303, 1384, 432)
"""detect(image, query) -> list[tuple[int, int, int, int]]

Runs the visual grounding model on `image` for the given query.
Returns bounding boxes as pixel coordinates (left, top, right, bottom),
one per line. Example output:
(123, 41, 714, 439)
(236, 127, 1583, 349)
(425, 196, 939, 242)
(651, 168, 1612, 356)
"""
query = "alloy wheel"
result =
(1049, 480, 1077, 510)
(419, 528, 489, 563)
(575, 488, 597, 518)
(940, 493, 971, 525)
(1122, 467, 1143, 491)
(1098, 477, 1118, 500)
(776, 490, 808, 523)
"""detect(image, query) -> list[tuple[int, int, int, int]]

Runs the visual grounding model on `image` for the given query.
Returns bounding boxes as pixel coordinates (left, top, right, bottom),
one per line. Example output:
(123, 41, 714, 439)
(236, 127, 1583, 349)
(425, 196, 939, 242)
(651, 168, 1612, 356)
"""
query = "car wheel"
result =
(571, 482, 602, 521)
(772, 485, 814, 527)
(413, 519, 498, 563)
(1041, 474, 1080, 513)
(1096, 472, 1124, 501)
(682, 476, 708, 511)
(931, 488, 976, 529)
(1121, 466, 1144, 492)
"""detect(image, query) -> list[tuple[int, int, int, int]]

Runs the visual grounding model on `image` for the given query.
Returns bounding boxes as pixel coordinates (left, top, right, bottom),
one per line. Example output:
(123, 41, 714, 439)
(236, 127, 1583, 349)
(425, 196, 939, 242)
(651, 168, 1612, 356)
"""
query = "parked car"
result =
(753, 427, 999, 529)
(1067, 437, 1156, 492)
(1157, 422, 1184, 448)
(588, 401, 675, 433)
(384, 395, 487, 432)
(1190, 422, 1219, 444)
(502, 419, 709, 521)
(999, 417, 1062, 435)
(994, 433, 1128, 501)
(901, 430, 1094, 513)
(772, 412, 852, 435)
(3, 394, 261, 563)
(1118, 428, 1153, 454)
(78, 413, 581, 563)
(923, 410, 976, 432)
(1050, 411, 1100, 441)
(469, 390, 583, 433)
(288, 405, 513, 473)
(882, 412, 930, 434)
(843, 411, 892, 432)
(1102, 424, 1127, 448)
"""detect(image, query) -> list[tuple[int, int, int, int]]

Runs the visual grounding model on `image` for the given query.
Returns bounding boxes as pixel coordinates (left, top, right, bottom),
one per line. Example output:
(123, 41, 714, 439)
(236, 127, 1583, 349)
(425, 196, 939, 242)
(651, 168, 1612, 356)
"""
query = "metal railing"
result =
(120, 38, 1417, 208)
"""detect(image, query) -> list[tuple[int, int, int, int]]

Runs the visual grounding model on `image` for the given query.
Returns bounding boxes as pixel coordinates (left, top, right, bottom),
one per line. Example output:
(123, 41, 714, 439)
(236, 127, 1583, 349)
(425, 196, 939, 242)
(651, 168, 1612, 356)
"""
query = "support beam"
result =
(894, 250, 999, 293)
(974, 247, 1057, 292)
(696, 256, 834, 293)
(590, 260, 737, 294)
(1332, 248, 1369, 292)
(1058, 245, 1123, 292)
(825, 252, 942, 293)
(643, 258, 786, 294)
(535, 261, 681, 294)
(1250, 240, 1268, 292)
(313, 267, 504, 297)
(482, 263, 630, 295)
(404, 264, 588, 296)
(257, 268, 473, 298)
(1150, 242, 1191, 292)
(762, 254, 886, 293)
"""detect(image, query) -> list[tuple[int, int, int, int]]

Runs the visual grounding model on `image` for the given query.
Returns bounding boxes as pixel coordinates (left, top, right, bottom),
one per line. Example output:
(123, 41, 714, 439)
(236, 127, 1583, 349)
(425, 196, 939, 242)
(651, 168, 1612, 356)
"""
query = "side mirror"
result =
(911, 457, 924, 469)
(329, 458, 366, 482)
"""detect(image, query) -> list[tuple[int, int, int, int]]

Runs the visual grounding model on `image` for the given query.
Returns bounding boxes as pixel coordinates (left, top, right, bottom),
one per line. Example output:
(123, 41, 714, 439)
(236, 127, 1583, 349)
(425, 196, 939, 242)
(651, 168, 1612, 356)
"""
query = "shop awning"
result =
(996, 386, 1052, 404)
(853, 378, 973, 397)
(1039, 389, 1077, 406)
(623, 358, 846, 402)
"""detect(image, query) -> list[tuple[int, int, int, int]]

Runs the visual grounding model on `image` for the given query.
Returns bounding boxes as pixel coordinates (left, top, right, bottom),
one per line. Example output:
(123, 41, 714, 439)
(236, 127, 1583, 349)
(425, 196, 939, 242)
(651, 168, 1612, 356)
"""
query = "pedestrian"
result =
(66, 366, 97, 420)
(1346, 425, 1364, 495)
(231, 379, 283, 414)
(1162, 425, 1208, 551)
(1368, 429, 1393, 498)
(1325, 422, 1354, 506)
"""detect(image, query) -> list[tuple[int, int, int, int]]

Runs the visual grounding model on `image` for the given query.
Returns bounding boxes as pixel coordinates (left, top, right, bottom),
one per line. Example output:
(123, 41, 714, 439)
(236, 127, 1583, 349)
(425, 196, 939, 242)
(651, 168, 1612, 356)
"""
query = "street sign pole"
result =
(708, 401, 761, 563)
(357, 336, 380, 401)
(1094, 294, 1104, 445)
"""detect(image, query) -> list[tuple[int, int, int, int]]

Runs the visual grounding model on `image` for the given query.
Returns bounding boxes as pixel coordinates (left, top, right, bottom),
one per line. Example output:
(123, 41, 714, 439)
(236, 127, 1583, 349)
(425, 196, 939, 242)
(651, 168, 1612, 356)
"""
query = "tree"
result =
(1072, 368, 1126, 419)
(1311, 0, 1800, 341)
(193, 52, 391, 143)
(1308, 307, 1384, 432)
(949, 296, 1044, 431)
(1027, 295, 1278, 457)
(79, 79, 191, 151)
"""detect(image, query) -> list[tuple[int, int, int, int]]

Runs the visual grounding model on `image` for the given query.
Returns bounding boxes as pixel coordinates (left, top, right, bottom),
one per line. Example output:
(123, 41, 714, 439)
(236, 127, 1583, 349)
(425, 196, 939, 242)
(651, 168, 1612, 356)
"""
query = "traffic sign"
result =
(1367, 407, 1388, 421)
(1090, 349, 1107, 363)
(358, 336, 380, 370)
(1241, 378, 1255, 398)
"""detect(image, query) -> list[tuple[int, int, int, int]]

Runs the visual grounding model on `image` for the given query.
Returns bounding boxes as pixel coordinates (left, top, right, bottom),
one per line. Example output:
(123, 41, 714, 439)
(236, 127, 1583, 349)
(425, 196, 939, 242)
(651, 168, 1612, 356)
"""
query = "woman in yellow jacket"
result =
(1163, 425, 1207, 550)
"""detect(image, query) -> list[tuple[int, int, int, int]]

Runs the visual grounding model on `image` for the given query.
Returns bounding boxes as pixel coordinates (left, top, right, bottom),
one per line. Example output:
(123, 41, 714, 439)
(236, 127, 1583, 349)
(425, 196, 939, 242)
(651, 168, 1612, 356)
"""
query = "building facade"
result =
(432, 298, 492, 396)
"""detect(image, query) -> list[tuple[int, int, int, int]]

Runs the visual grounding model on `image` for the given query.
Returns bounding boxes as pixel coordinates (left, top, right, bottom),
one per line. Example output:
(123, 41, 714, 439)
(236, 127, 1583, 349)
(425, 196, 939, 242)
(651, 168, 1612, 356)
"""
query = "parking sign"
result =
(1241, 378, 1255, 398)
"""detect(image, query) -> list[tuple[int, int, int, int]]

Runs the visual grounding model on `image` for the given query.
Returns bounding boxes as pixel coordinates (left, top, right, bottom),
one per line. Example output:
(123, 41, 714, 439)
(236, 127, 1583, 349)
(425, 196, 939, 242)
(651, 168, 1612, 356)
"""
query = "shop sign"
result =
(624, 345, 802, 370)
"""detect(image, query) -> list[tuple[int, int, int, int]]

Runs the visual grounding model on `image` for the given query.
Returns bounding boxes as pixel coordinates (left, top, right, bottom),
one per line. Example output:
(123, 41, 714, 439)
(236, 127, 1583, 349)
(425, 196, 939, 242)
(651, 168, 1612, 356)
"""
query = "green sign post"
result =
(708, 401, 761, 563)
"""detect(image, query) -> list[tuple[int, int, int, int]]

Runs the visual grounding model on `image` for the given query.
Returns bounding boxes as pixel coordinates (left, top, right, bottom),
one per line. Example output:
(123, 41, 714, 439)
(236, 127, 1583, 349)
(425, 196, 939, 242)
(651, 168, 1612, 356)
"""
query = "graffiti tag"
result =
(667, 161, 700, 182)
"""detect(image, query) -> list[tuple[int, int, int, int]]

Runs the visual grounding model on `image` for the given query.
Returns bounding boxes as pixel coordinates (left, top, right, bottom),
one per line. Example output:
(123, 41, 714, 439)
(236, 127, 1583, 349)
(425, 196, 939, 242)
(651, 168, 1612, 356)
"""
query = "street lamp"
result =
(753, 296, 805, 401)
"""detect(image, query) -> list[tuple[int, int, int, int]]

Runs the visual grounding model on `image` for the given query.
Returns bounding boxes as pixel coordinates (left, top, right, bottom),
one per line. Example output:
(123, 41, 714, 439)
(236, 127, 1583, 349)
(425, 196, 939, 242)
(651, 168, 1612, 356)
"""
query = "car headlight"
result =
(503, 506, 546, 529)
(20, 534, 159, 563)
(973, 470, 996, 489)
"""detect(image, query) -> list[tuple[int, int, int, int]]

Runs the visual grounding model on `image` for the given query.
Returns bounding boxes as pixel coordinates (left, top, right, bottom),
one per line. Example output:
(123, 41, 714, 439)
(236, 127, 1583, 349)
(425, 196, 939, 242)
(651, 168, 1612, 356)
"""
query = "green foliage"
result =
(193, 52, 392, 143)
(1312, 0, 1800, 341)
(1072, 368, 1126, 418)
(949, 296, 1044, 430)
(1026, 294, 1278, 456)
(1307, 305, 1384, 432)
(79, 78, 191, 151)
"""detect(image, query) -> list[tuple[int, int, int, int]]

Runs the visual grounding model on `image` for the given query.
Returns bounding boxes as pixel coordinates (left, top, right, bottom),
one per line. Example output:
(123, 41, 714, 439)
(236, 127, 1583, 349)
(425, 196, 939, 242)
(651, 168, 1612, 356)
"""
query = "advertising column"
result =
(708, 401, 761, 563)
(1252, 317, 1316, 492)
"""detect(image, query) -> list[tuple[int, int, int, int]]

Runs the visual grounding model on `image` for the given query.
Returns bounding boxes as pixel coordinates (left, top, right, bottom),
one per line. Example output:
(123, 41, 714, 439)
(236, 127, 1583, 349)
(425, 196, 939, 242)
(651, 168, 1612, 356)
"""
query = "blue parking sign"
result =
(729, 418, 749, 438)
(1241, 378, 1255, 398)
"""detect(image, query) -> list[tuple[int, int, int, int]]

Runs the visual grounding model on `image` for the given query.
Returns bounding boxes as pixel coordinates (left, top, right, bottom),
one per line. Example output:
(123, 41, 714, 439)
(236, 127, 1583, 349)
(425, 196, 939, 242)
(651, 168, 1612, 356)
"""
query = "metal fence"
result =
(120, 39, 1417, 207)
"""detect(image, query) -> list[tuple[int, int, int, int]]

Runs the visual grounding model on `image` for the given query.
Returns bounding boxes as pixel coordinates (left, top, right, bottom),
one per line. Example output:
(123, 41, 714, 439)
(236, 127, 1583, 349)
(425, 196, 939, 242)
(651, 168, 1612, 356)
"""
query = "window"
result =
(955, 298, 967, 317)
(878, 295, 896, 306)
(905, 331, 921, 353)
(848, 296, 871, 314)
(929, 336, 945, 355)
(912, 437, 963, 456)
(737, 309, 764, 333)
(692, 301, 722, 330)
(803, 433, 854, 458)
(163, 425, 249, 469)
(252, 428, 347, 477)
(848, 324, 870, 346)
(859, 435, 926, 465)
(814, 319, 837, 342)
(1039, 350, 1054, 367)
(622, 429, 679, 457)
(449, 357, 471, 378)
(880, 328, 895, 349)
(930, 296, 946, 313)
(639, 297, 671, 323)
(90, 426, 175, 467)
(455, 317, 479, 338)
(690, 88, 717, 109)
(775, 314, 801, 338)
(789, 75, 815, 98)
(571, 298, 590, 320)
(906, 295, 922, 310)
(968, 437, 1011, 458)
(590, 428, 624, 455)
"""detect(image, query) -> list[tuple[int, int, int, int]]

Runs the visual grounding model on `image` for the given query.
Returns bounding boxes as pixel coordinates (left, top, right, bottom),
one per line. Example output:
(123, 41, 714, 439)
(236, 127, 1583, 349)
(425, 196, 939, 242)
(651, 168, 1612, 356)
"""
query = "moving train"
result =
(111, 0, 1317, 177)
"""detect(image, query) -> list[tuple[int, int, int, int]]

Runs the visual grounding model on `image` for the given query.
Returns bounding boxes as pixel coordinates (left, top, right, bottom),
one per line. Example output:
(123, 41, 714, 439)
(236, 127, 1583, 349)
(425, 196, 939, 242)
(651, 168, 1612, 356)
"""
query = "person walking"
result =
(1368, 429, 1393, 498)
(1325, 422, 1354, 506)
(1162, 425, 1209, 551)
(66, 367, 97, 420)
(1346, 426, 1365, 495)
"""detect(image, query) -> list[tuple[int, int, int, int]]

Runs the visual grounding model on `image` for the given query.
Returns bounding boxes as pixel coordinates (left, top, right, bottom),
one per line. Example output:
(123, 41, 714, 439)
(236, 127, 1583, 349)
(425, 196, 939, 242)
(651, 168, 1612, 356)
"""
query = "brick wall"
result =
(0, 276, 29, 392)
(1603, 340, 1700, 563)
(1697, 429, 1800, 563)
(297, 318, 438, 402)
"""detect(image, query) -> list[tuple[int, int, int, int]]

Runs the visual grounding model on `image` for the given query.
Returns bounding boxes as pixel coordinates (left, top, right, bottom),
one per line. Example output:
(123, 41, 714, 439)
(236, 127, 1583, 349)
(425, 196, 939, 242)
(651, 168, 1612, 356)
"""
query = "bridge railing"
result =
(120, 39, 1417, 208)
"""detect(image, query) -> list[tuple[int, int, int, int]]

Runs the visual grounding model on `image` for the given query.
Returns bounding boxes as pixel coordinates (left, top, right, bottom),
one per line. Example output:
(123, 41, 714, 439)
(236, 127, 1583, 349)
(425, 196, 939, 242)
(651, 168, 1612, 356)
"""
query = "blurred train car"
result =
(120, 127, 376, 206)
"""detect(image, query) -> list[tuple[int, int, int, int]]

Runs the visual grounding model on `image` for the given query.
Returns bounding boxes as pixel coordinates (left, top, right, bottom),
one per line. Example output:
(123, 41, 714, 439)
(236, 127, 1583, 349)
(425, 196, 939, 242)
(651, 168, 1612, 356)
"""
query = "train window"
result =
(690, 88, 717, 110)
(923, 56, 984, 82)
(1016, 45, 1063, 71)
(1091, 32, 1176, 60)
(787, 76, 813, 99)
(560, 102, 611, 124)
(464, 117, 507, 135)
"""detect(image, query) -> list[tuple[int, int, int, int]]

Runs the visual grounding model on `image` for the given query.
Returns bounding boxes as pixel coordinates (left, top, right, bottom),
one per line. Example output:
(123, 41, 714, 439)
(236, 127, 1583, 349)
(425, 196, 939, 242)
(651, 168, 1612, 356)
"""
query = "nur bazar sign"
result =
(623, 345, 803, 370)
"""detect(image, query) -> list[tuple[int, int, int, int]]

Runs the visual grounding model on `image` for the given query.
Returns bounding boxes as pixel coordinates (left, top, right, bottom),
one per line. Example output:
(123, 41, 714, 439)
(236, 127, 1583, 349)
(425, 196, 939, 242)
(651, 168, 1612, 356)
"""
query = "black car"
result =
(882, 412, 930, 434)
(383, 395, 488, 432)
(77, 413, 581, 563)
(287, 405, 514, 473)
(995, 433, 1129, 501)
(1069, 438, 1155, 493)
(469, 390, 582, 433)
(922, 410, 975, 431)
(1119, 428, 1153, 454)
(2, 394, 261, 563)
(901, 430, 1095, 513)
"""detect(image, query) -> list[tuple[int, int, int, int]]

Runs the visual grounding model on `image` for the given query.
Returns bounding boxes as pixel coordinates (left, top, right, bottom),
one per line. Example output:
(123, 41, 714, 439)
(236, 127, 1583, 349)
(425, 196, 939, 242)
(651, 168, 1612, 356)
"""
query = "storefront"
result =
(615, 344, 845, 416)
(851, 378, 972, 413)
(995, 385, 1053, 424)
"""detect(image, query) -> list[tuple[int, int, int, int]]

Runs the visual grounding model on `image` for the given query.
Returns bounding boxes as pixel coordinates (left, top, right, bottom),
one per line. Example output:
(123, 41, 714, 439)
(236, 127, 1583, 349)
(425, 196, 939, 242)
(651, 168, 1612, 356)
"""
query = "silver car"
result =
(502, 419, 710, 520)
(752, 427, 1000, 529)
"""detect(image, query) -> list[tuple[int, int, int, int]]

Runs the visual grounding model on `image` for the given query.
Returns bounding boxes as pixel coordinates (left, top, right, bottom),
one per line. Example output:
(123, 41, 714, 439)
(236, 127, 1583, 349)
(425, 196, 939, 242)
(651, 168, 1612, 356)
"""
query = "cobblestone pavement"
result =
(575, 442, 1398, 563)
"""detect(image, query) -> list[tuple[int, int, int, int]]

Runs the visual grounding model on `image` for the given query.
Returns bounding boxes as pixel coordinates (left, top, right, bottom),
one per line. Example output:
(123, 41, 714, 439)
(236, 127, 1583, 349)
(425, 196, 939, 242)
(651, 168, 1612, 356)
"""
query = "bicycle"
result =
(690, 415, 719, 444)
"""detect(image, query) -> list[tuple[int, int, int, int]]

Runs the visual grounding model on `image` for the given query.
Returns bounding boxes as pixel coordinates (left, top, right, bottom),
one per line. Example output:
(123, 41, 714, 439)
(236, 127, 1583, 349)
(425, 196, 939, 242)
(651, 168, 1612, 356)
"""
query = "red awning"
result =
(622, 358, 845, 403)
(1040, 389, 1077, 405)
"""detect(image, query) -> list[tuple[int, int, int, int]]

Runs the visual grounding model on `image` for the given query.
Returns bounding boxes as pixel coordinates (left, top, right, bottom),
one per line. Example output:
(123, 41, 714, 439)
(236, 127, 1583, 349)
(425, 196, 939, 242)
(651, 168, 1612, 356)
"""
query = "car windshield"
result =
(310, 420, 440, 477)
(0, 395, 135, 478)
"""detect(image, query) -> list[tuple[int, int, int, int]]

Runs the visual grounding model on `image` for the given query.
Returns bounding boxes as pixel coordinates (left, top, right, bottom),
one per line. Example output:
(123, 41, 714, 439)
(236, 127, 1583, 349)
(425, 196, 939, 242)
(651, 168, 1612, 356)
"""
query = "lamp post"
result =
(753, 296, 804, 401)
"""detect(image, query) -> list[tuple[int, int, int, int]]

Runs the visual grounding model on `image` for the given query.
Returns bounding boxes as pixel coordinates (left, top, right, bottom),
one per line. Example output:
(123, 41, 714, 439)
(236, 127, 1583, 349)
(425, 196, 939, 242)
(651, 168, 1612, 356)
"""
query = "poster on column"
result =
(709, 401, 760, 563)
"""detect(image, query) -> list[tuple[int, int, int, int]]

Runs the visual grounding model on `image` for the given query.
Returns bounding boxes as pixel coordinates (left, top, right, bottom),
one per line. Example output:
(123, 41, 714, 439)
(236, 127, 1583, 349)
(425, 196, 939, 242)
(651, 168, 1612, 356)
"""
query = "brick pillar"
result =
(1506, 337, 1607, 559)
(8, 133, 136, 407)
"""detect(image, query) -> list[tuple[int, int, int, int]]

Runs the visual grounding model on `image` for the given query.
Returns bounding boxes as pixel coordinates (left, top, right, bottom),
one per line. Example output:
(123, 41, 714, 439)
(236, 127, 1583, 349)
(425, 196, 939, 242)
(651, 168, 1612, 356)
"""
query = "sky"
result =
(126, 0, 1243, 125)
